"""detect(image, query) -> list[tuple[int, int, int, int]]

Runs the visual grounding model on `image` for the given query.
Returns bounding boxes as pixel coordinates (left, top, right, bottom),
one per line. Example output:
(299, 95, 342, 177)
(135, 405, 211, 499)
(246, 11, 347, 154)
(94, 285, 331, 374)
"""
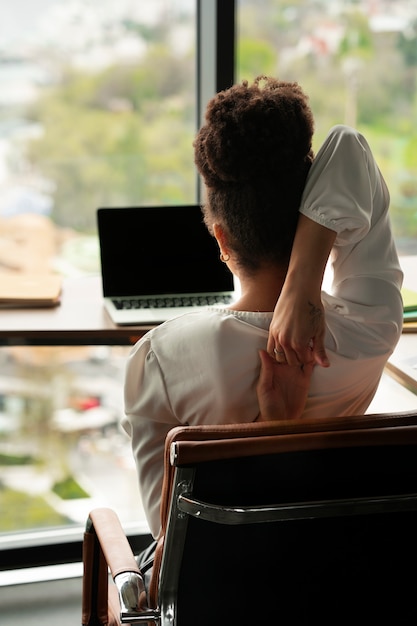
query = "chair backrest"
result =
(149, 411, 417, 626)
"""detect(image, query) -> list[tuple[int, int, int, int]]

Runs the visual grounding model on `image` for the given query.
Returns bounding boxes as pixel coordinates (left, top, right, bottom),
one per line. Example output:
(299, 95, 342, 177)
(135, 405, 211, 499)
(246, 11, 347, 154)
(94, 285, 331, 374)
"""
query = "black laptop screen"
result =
(97, 206, 235, 297)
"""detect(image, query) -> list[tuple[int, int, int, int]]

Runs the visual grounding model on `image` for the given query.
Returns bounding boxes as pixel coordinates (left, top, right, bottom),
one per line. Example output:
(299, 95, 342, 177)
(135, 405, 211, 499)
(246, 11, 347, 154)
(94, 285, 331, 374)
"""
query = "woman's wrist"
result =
(284, 215, 336, 291)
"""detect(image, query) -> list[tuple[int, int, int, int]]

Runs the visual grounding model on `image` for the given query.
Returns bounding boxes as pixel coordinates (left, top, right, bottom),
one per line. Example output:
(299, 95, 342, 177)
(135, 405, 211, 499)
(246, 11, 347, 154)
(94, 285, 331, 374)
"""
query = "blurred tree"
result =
(397, 19, 417, 97)
(337, 9, 374, 127)
(237, 38, 277, 80)
(397, 19, 417, 67)
(22, 37, 195, 232)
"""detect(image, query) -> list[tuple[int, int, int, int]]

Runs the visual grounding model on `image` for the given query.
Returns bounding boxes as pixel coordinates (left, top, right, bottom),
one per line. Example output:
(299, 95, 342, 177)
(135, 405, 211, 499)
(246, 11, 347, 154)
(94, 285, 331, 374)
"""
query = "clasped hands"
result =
(257, 291, 330, 421)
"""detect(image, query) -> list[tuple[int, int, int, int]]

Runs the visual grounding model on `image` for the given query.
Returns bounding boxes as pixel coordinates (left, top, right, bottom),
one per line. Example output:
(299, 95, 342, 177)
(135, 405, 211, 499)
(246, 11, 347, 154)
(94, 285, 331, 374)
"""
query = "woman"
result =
(123, 77, 403, 539)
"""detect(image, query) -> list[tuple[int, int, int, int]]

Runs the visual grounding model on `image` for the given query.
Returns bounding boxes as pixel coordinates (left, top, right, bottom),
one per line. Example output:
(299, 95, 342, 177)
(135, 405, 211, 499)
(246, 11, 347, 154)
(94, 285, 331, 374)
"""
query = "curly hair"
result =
(194, 76, 314, 271)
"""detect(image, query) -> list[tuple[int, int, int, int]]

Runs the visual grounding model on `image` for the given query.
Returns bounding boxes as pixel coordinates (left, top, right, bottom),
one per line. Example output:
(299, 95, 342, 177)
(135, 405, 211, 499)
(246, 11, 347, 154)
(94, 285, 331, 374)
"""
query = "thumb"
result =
(258, 349, 275, 388)
(313, 345, 330, 368)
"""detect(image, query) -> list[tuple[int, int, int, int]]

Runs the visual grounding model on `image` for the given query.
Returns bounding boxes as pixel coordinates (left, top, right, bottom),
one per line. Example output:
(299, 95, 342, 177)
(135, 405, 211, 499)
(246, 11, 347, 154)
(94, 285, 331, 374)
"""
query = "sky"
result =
(0, 0, 194, 50)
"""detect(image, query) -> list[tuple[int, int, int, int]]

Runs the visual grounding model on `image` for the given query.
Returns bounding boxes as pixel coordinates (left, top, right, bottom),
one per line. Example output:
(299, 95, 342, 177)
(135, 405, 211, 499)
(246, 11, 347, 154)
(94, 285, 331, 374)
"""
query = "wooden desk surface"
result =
(1, 258, 416, 365)
(0, 275, 152, 345)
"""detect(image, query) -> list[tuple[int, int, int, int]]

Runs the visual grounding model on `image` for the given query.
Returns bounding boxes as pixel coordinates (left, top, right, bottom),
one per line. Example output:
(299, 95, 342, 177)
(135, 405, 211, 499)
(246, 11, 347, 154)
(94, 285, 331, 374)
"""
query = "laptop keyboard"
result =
(112, 294, 234, 310)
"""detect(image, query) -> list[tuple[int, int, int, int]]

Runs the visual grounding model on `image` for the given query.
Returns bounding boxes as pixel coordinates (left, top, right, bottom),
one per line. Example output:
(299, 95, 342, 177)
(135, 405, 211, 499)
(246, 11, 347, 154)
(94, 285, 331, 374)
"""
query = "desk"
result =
(0, 276, 152, 346)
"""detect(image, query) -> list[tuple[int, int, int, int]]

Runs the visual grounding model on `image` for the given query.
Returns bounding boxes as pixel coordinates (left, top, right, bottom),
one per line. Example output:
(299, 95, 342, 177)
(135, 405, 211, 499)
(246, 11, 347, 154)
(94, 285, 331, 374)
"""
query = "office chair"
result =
(82, 410, 417, 626)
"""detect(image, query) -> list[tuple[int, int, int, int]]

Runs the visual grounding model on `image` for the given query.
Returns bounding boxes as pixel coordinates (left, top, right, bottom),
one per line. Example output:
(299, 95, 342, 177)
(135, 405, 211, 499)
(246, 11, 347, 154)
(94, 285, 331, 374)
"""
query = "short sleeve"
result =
(300, 125, 388, 245)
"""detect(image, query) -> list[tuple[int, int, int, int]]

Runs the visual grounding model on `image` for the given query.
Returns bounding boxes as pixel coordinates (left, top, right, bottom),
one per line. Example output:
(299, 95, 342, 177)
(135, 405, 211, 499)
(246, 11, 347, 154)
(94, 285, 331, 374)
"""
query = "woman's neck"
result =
(228, 266, 287, 312)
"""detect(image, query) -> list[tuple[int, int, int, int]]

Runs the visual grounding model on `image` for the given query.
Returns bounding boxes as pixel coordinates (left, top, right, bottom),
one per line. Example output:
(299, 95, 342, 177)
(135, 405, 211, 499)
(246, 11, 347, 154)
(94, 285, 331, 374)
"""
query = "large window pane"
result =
(0, 345, 147, 536)
(0, 0, 196, 276)
(0, 0, 196, 543)
(237, 0, 417, 255)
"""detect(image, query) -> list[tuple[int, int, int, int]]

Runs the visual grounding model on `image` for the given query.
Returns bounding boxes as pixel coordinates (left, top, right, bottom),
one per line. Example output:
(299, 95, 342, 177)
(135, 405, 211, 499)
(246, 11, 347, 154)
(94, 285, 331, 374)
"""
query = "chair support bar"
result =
(177, 492, 417, 525)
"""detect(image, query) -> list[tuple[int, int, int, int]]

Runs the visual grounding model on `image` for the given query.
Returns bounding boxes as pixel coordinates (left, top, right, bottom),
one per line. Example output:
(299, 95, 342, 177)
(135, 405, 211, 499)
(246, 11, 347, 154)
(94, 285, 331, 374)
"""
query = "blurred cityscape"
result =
(0, 343, 147, 534)
(0, 0, 195, 278)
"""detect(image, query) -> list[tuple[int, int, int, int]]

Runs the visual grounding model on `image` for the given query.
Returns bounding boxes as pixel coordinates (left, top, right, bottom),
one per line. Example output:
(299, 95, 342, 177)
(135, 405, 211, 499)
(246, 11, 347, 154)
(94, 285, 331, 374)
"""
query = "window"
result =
(0, 0, 235, 569)
(0, 0, 197, 277)
(0, 345, 144, 537)
(0, 0, 198, 557)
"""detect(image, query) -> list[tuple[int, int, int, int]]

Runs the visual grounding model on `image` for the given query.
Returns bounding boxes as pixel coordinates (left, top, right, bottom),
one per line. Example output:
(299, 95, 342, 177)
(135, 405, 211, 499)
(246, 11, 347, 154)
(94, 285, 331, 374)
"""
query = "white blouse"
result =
(122, 125, 403, 538)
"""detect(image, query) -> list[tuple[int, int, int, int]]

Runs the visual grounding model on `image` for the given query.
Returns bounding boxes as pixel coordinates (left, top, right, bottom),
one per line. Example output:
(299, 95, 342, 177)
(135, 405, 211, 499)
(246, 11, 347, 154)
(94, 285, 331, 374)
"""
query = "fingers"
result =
(257, 350, 314, 422)
(271, 342, 312, 366)
(313, 347, 330, 367)
(273, 346, 287, 363)
(266, 332, 276, 357)
(258, 348, 274, 379)
(267, 332, 290, 364)
(269, 338, 330, 368)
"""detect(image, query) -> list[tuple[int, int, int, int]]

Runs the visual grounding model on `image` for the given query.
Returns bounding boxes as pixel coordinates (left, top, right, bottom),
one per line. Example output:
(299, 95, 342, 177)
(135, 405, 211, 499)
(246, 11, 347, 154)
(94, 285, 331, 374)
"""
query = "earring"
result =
(220, 252, 230, 263)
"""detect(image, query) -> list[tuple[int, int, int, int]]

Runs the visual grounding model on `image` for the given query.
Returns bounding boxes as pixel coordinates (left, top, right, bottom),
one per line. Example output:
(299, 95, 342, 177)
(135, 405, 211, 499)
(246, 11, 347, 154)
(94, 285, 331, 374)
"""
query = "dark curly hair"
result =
(194, 76, 314, 272)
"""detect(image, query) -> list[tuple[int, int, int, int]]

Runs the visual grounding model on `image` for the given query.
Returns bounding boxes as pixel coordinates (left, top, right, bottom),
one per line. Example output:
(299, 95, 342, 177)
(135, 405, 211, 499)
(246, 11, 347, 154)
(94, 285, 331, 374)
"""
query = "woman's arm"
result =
(123, 339, 177, 539)
(268, 124, 401, 367)
(267, 214, 336, 366)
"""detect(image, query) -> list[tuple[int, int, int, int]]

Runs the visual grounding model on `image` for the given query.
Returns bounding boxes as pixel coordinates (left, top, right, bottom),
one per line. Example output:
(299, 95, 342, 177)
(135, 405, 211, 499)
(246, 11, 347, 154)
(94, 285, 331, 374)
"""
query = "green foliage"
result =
(337, 10, 374, 60)
(397, 20, 417, 67)
(23, 41, 196, 232)
(0, 452, 36, 466)
(237, 38, 277, 80)
(0, 487, 71, 532)
(236, 2, 417, 249)
(52, 476, 89, 500)
(404, 134, 417, 170)
(27, 94, 148, 230)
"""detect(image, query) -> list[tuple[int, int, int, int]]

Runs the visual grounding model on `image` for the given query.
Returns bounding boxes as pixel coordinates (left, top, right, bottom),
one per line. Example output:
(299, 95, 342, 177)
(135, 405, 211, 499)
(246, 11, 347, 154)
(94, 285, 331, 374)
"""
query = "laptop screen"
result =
(97, 206, 235, 297)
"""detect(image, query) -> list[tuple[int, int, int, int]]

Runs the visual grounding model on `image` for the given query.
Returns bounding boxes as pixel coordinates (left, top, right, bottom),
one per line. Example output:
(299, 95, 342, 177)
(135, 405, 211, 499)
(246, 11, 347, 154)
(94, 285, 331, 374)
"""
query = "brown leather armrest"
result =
(88, 508, 141, 579)
(82, 508, 145, 626)
(82, 523, 110, 626)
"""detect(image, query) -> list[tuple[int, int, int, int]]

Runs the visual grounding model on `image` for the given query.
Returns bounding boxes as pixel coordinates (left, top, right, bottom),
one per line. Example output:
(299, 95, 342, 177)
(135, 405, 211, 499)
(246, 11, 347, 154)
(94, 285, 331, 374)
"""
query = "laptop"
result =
(97, 205, 236, 325)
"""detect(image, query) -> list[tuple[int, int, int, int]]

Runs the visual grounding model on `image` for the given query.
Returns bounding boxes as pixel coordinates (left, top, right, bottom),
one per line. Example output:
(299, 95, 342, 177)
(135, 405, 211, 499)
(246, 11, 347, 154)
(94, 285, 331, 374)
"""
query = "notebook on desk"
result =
(97, 205, 236, 325)
(0, 273, 62, 308)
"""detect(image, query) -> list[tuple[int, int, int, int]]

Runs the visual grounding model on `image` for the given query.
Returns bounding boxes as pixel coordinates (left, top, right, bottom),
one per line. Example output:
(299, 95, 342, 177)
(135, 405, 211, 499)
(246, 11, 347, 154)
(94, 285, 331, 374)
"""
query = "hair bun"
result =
(194, 77, 314, 187)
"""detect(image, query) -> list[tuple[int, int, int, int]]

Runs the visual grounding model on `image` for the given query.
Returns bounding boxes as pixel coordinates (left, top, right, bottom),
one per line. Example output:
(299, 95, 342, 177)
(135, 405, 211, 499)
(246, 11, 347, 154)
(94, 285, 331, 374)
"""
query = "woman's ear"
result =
(213, 222, 233, 266)
(213, 223, 228, 255)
